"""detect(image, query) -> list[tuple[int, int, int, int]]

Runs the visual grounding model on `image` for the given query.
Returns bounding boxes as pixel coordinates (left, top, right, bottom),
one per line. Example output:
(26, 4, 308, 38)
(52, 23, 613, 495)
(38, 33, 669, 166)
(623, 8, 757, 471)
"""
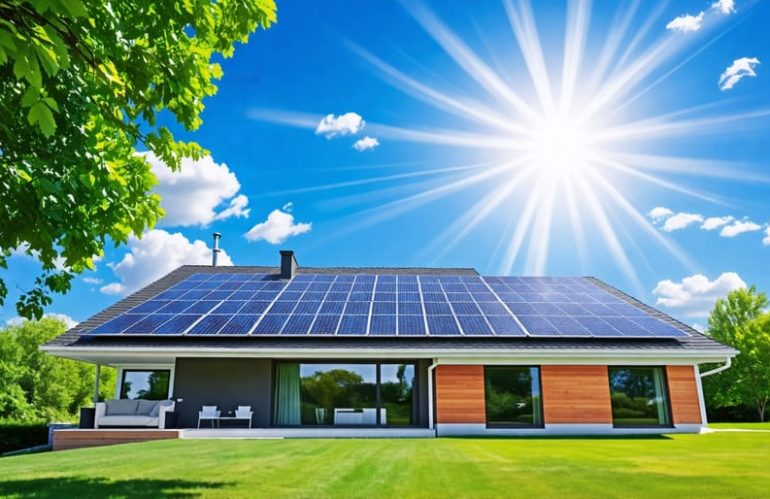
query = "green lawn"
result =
(1, 433, 769, 498)
(709, 422, 770, 430)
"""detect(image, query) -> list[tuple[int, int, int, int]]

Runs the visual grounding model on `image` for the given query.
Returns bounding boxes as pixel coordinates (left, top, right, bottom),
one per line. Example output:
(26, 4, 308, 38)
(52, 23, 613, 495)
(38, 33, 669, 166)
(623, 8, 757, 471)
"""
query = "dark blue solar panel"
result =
(338, 315, 368, 335)
(372, 302, 396, 315)
(129, 300, 169, 314)
(575, 317, 622, 336)
(370, 315, 396, 335)
(310, 314, 340, 334)
(451, 302, 481, 315)
(518, 316, 560, 335)
(326, 292, 349, 301)
(270, 301, 297, 314)
(487, 315, 525, 336)
(180, 289, 211, 300)
(425, 302, 452, 315)
(426, 315, 460, 336)
(293, 301, 322, 314)
(89, 314, 146, 334)
(282, 314, 315, 335)
(398, 302, 423, 315)
(123, 314, 173, 334)
(398, 315, 425, 335)
(213, 301, 245, 314)
(477, 302, 509, 315)
(229, 291, 256, 301)
(350, 292, 372, 301)
(156, 314, 200, 335)
(546, 316, 591, 336)
(240, 301, 270, 314)
(344, 302, 370, 315)
(375, 292, 397, 302)
(631, 317, 689, 337)
(399, 292, 421, 302)
(219, 315, 260, 334)
(188, 315, 230, 335)
(319, 301, 345, 314)
(253, 314, 289, 334)
(602, 317, 652, 337)
(457, 315, 491, 335)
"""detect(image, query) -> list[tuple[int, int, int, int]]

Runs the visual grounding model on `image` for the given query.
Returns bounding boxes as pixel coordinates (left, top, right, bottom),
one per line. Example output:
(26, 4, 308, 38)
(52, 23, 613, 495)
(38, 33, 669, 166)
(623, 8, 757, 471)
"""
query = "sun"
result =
(529, 113, 595, 176)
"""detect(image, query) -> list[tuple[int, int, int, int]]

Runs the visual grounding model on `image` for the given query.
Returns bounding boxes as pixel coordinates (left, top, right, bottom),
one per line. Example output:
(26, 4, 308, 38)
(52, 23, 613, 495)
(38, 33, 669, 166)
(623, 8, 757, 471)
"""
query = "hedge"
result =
(0, 422, 49, 454)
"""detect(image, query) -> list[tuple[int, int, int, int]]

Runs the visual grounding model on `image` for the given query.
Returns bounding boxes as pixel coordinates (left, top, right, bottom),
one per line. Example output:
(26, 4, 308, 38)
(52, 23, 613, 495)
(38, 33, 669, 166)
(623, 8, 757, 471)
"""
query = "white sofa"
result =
(94, 399, 175, 429)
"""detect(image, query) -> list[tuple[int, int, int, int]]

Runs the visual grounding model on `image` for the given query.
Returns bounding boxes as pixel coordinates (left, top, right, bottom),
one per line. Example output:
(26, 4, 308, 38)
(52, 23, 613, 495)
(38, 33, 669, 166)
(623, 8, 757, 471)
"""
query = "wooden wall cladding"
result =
(666, 365, 703, 424)
(53, 429, 180, 451)
(435, 365, 486, 424)
(541, 365, 613, 424)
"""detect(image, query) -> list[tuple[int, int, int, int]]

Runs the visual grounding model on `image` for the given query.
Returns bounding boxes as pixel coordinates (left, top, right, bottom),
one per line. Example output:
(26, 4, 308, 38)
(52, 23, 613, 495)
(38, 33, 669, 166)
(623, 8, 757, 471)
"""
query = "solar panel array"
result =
(85, 273, 688, 338)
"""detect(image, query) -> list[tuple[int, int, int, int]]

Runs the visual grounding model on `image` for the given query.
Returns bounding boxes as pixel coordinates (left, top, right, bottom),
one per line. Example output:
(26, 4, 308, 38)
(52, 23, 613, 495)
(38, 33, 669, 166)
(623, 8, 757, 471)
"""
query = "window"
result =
(120, 370, 171, 400)
(608, 367, 671, 427)
(273, 362, 416, 426)
(484, 366, 543, 427)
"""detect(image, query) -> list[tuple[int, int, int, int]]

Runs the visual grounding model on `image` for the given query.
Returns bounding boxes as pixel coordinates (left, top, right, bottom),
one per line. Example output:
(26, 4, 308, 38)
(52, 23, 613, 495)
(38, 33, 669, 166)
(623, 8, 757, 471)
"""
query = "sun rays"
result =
(251, 1, 768, 292)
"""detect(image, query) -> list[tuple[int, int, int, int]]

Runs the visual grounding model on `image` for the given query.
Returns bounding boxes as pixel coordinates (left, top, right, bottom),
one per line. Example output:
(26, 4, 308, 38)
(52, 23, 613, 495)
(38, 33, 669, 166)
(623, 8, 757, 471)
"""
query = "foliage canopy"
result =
(0, 0, 276, 319)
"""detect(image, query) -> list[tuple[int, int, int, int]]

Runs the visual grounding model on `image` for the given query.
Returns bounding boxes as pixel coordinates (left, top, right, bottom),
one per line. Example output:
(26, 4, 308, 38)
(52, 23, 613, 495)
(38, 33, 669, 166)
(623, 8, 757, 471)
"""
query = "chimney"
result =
(212, 232, 222, 267)
(280, 250, 298, 279)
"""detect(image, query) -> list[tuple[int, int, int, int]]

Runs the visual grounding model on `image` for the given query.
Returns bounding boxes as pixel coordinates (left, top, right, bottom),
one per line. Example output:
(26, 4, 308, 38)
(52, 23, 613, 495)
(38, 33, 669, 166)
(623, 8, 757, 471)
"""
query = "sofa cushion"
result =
(152, 400, 174, 417)
(137, 400, 159, 416)
(105, 399, 139, 415)
(98, 415, 159, 427)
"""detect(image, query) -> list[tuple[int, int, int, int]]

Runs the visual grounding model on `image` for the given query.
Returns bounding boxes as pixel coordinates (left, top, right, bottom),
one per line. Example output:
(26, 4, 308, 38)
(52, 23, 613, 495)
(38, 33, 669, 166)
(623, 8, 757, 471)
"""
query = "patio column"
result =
(93, 364, 101, 406)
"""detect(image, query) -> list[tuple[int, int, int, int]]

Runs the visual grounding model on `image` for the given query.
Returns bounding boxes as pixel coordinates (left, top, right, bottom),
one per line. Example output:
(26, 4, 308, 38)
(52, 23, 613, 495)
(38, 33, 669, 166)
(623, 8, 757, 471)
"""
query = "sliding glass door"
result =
(273, 362, 416, 427)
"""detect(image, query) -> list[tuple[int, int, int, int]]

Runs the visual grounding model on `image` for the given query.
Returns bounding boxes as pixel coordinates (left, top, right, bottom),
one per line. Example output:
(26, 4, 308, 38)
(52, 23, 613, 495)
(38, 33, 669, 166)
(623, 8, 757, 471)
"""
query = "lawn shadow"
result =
(0, 476, 228, 498)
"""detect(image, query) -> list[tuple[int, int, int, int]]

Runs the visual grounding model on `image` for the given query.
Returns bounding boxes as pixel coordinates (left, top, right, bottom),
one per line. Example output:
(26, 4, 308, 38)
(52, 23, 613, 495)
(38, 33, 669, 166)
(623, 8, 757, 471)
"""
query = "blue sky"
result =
(3, 0, 769, 328)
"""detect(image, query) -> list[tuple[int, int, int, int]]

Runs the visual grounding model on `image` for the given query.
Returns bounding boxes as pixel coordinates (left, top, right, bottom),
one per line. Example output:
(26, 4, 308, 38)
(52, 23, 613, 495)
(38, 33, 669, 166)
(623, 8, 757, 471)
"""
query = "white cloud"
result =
(662, 212, 704, 232)
(143, 152, 248, 227)
(100, 229, 233, 296)
(82, 277, 103, 285)
(353, 136, 380, 152)
(763, 227, 770, 246)
(720, 220, 762, 237)
(6, 313, 78, 329)
(648, 206, 673, 223)
(245, 204, 312, 244)
(315, 113, 365, 138)
(711, 0, 736, 14)
(666, 12, 704, 32)
(701, 216, 734, 231)
(653, 272, 746, 318)
(214, 194, 250, 221)
(719, 57, 760, 91)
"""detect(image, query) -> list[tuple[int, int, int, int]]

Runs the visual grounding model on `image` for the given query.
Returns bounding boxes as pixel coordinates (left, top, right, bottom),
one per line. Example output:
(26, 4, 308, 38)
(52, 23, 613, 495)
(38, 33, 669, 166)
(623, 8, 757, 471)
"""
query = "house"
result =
(44, 250, 735, 441)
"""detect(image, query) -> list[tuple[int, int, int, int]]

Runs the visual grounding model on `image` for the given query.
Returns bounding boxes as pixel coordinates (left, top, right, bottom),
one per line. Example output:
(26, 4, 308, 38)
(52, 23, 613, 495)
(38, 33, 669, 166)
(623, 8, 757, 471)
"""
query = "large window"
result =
(484, 366, 543, 427)
(273, 362, 415, 426)
(608, 367, 671, 427)
(120, 370, 171, 400)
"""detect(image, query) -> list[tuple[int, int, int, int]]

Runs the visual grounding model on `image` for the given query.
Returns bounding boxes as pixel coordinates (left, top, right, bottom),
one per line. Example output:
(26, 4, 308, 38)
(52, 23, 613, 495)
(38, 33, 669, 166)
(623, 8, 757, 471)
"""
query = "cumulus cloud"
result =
(353, 136, 380, 152)
(701, 216, 734, 231)
(653, 272, 746, 318)
(143, 152, 248, 227)
(6, 313, 78, 329)
(315, 112, 365, 138)
(100, 230, 233, 296)
(666, 12, 704, 32)
(719, 57, 760, 91)
(245, 203, 312, 244)
(711, 0, 736, 14)
(720, 220, 763, 237)
(763, 227, 770, 246)
(82, 277, 103, 285)
(648, 207, 673, 223)
(662, 212, 704, 232)
(214, 194, 250, 221)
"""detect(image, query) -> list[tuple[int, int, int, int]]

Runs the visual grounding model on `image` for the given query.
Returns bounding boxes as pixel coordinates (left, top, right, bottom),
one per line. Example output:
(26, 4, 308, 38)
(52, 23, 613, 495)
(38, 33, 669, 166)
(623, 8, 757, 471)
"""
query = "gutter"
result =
(699, 357, 732, 378)
(427, 359, 438, 435)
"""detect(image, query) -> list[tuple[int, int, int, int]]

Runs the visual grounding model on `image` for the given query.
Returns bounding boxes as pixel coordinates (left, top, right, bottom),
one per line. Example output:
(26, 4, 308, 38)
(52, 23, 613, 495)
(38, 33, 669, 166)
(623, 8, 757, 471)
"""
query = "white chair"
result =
(235, 405, 253, 428)
(198, 405, 220, 428)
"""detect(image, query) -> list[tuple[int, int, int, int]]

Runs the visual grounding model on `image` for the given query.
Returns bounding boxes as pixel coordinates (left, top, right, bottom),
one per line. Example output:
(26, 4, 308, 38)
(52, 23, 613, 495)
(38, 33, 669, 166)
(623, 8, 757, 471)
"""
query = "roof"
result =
(45, 264, 735, 358)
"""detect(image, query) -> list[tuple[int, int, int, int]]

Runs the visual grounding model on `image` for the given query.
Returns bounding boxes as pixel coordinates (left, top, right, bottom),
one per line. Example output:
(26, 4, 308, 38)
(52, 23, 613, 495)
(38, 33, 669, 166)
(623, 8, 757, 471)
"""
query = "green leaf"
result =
(28, 102, 56, 137)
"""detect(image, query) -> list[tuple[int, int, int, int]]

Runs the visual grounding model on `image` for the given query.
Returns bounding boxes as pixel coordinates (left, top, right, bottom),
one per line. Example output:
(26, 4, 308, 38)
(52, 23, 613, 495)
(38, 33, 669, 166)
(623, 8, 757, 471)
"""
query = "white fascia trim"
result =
(40, 345, 736, 365)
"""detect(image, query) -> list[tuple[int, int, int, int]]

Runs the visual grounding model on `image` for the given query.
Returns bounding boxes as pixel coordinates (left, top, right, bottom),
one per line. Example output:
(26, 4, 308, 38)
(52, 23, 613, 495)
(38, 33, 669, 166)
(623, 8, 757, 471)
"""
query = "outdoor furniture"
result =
(198, 405, 221, 428)
(94, 399, 175, 429)
(333, 408, 387, 425)
(217, 405, 253, 428)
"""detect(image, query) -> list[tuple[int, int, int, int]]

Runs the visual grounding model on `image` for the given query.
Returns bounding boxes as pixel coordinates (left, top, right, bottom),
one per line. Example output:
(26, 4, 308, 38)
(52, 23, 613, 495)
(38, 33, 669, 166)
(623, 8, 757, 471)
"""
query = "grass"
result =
(709, 422, 770, 430)
(1, 433, 769, 498)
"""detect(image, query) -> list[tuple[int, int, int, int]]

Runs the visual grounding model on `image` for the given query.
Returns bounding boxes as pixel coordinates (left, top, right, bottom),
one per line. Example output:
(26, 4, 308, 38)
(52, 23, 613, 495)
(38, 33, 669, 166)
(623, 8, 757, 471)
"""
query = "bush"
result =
(0, 421, 49, 454)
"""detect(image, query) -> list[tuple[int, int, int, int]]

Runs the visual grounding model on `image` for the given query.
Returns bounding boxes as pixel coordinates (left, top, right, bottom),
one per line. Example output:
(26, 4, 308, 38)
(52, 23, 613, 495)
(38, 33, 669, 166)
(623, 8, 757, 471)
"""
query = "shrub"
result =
(0, 421, 49, 454)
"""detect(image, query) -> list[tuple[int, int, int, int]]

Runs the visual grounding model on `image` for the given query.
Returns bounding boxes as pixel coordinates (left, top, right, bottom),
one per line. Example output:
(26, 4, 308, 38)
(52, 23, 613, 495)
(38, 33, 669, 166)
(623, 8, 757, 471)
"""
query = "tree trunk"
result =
(758, 398, 767, 423)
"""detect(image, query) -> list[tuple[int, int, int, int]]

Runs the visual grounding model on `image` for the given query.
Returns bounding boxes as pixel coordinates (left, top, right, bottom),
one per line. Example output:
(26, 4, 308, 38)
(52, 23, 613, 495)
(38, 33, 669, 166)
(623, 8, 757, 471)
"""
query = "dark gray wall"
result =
(173, 358, 272, 428)
(172, 357, 430, 428)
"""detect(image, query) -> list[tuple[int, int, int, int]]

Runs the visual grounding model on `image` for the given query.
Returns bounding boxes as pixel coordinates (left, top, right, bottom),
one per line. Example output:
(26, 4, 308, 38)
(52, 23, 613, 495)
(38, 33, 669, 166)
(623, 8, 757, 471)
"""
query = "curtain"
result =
(652, 368, 670, 425)
(530, 367, 543, 426)
(274, 363, 301, 425)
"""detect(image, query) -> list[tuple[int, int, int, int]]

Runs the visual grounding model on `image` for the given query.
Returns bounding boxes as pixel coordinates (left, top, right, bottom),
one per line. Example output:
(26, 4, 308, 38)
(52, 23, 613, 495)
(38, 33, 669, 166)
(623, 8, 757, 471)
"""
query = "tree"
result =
(0, 316, 116, 421)
(704, 286, 770, 422)
(0, 0, 276, 319)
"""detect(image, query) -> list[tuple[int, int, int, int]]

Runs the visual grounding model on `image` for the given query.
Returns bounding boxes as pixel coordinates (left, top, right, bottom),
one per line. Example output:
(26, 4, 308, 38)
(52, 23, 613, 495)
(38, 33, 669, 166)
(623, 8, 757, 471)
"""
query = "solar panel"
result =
(82, 273, 689, 339)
